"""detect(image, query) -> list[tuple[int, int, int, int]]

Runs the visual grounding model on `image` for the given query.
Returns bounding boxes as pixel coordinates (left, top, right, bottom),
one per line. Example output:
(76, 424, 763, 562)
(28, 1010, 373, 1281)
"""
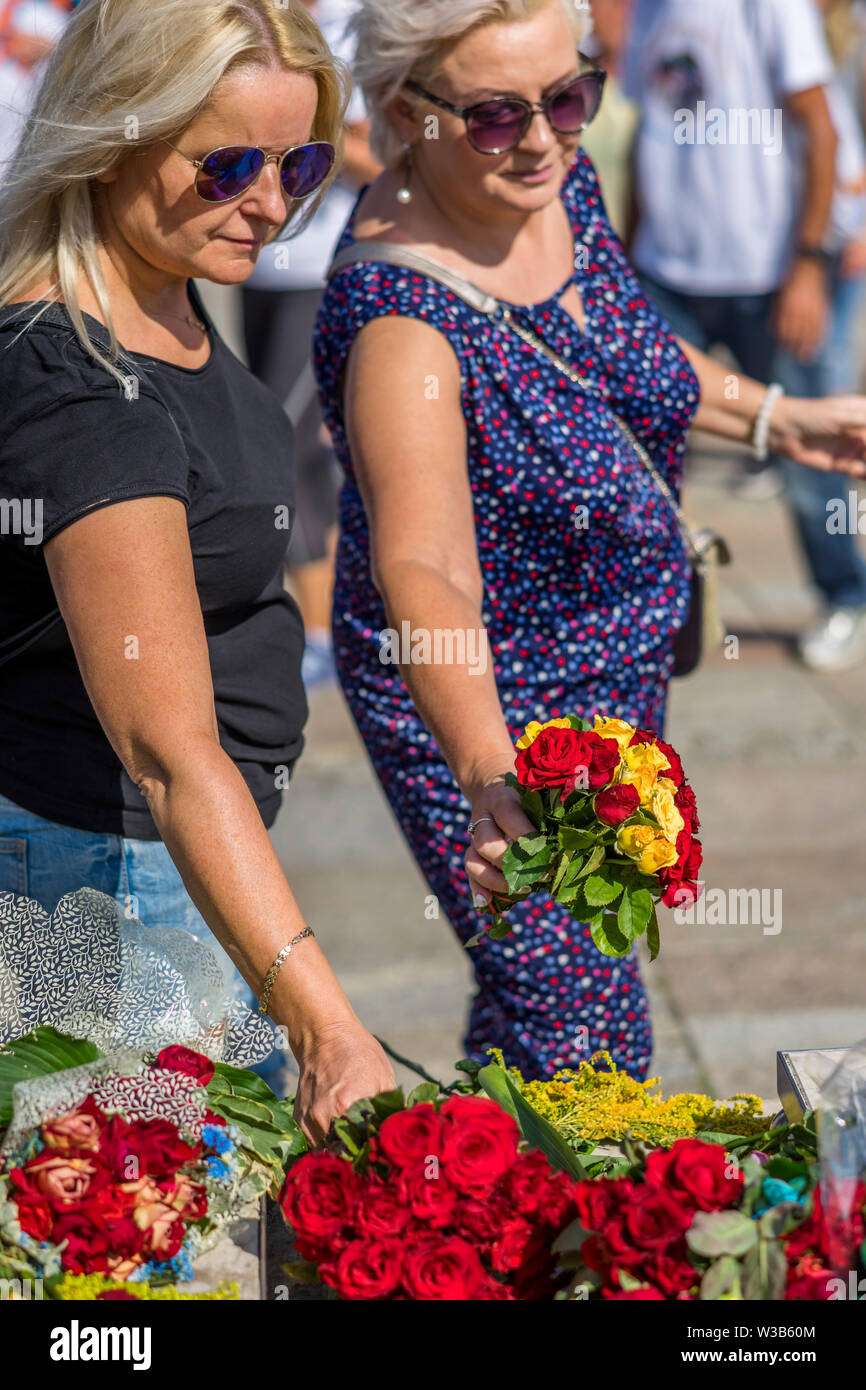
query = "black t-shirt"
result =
(0, 285, 307, 838)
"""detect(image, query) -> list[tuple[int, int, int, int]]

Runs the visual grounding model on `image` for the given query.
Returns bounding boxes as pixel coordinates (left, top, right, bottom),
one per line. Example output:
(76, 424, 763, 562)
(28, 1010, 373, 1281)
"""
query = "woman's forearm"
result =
(678, 337, 770, 444)
(138, 737, 358, 1055)
(376, 559, 514, 799)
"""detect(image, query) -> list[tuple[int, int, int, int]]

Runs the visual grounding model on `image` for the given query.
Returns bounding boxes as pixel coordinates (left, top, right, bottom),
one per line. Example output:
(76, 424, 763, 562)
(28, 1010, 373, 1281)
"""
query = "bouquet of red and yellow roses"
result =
(473, 714, 702, 958)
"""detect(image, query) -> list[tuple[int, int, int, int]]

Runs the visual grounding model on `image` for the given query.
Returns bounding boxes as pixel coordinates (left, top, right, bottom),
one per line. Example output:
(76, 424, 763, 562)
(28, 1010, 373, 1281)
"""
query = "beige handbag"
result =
(329, 242, 732, 675)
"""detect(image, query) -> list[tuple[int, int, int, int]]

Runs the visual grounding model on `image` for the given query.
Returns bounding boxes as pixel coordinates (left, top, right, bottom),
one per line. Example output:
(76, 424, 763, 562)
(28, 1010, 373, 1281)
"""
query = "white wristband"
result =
(752, 383, 785, 463)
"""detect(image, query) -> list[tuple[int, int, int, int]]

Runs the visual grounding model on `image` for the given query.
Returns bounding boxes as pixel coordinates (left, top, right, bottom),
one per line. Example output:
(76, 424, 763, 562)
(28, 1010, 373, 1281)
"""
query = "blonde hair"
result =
(0, 0, 349, 382)
(349, 0, 592, 167)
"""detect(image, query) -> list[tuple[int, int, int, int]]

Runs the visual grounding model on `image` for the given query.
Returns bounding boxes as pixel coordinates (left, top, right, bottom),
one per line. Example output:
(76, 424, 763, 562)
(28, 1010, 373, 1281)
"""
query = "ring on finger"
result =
(468, 815, 496, 839)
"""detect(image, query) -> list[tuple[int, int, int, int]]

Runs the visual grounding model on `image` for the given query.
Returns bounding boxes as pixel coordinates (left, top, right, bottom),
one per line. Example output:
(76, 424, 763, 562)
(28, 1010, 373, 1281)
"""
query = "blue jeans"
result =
(639, 269, 866, 610)
(0, 792, 282, 1079)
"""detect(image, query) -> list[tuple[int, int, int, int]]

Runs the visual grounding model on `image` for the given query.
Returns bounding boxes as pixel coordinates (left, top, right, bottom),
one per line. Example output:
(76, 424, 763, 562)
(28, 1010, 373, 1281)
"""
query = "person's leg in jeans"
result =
(772, 267, 866, 667)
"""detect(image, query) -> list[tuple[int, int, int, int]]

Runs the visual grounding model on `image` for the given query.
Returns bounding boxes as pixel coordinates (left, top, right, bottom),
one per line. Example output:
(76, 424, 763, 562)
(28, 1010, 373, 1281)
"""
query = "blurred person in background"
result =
(581, 0, 636, 239)
(782, 0, 866, 671)
(243, 0, 380, 687)
(0, 0, 69, 175)
(624, 0, 866, 670)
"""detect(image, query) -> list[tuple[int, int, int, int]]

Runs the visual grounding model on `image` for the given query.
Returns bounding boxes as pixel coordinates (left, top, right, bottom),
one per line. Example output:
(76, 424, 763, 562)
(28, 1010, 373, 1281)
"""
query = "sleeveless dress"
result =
(313, 149, 701, 1080)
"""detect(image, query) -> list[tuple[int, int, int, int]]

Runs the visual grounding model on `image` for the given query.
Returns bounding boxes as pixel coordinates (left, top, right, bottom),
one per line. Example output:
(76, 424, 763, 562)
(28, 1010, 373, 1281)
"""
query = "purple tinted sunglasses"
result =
(405, 70, 606, 155)
(164, 139, 336, 202)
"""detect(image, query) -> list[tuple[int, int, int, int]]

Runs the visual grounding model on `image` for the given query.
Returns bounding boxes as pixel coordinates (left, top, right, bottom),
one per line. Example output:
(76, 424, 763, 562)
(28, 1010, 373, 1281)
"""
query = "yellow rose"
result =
(619, 742, 671, 805)
(651, 782, 685, 843)
(618, 766, 658, 805)
(623, 742, 671, 776)
(636, 838, 680, 876)
(516, 717, 573, 750)
(593, 716, 636, 750)
(617, 824, 657, 860)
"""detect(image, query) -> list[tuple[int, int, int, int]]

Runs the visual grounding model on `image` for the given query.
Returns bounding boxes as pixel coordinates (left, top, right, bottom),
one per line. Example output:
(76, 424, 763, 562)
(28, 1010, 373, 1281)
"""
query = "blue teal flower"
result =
(202, 1124, 232, 1156)
(753, 1175, 808, 1217)
(205, 1155, 232, 1181)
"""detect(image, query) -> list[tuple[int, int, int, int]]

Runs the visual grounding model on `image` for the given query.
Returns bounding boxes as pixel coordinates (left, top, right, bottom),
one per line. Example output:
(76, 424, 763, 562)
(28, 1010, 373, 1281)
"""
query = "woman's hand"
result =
(293, 1021, 396, 1148)
(464, 761, 537, 909)
(769, 396, 866, 477)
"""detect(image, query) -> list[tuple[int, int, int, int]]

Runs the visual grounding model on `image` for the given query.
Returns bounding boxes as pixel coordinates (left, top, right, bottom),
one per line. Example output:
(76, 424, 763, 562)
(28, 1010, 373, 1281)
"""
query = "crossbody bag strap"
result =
(328, 241, 704, 564)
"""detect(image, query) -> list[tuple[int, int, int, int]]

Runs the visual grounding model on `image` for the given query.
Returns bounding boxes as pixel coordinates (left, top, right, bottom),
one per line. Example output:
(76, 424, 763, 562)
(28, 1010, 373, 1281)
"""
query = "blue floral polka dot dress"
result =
(313, 150, 701, 1081)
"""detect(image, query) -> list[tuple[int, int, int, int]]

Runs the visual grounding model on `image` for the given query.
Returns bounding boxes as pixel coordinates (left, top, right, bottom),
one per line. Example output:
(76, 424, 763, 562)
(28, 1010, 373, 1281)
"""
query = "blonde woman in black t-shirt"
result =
(0, 0, 394, 1143)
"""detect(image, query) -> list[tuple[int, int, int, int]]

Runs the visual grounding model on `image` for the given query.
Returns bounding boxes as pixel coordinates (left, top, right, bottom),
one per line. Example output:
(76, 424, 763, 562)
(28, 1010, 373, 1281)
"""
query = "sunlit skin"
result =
(358, 2, 586, 311)
(23, 65, 320, 363)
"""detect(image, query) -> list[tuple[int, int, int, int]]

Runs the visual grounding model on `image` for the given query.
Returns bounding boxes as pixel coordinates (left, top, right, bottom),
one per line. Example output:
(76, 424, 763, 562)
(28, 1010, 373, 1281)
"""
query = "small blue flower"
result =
(205, 1155, 232, 1181)
(202, 1124, 233, 1156)
(754, 1175, 808, 1217)
(169, 1250, 195, 1282)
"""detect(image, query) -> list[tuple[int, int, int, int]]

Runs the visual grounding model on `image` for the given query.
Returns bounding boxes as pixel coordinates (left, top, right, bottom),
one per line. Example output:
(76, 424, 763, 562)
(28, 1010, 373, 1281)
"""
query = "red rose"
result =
(403, 1237, 486, 1300)
(377, 1104, 443, 1170)
(575, 1177, 636, 1233)
(498, 1149, 559, 1215)
(439, 1096, 520, 1197)
(516, 729, 619, 800)
(785, 1255, 836, 1301)
(594, 783, 640, 827)
(622, 1189, 691, 1250)
(645, 1138, 743, 1212)
(42, 1098, 107, 1153)
(320, 1237, 404, 1300)
(490, 1217, 536, 1273)
(279, 1153, 358, 1258)
(11, 1150, 110, 1210)
(396, 1168, 458, 1230)
(97, 1290, 140, 1300)
(113, 1118, 200, 1181)
(659, 837, 704, 909)
(50, 1205, 144, 1275)
(451, 1197, 506, 1247)
(644, 1251, 698, 1298)
(355, 1180, 411, 1239)
(674, 784, 700, 832)
(154, 1046, 215, 1086)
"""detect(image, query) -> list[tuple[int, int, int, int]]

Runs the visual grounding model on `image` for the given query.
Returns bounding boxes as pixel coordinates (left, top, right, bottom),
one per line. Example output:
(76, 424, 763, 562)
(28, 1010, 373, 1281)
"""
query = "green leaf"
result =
(742, 1238, 787, 1301)
(576, 844, 605, 880)
(521, 789, 546, 829)
(552, 1217, 592, 1255)
(0, 1029, 103, 1129)
(646, 907, 661, 962)
(503, 1074, 588, 1181)
(686, 1211, 759, 1259)
(589, 913, 630, 957)
(477, 1063, 519, 1120)
(700, 1256, 742, 1301)
(558, 826, 597, 852)
(617, 886, 653, 942)
(584, 870, 623, 908)
(407, 1082, 439, 1107)
(512, 833, 549, 859)
(550, 851, 572, 896)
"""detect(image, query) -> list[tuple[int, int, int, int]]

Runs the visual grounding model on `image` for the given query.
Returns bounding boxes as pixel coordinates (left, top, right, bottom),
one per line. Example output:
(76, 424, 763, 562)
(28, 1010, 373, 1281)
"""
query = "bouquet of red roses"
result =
(279, 1092, 584, 1300)
(3, 1045, 238, 1284)
(473, 714, 702, 958)
(556, 1135, 866, 1301)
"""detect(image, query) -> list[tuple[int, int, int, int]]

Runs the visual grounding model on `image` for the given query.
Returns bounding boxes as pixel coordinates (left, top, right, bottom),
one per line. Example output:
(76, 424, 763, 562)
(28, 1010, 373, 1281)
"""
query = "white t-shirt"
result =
(623, 0, 834, 294)
(247, 0, 366, 292)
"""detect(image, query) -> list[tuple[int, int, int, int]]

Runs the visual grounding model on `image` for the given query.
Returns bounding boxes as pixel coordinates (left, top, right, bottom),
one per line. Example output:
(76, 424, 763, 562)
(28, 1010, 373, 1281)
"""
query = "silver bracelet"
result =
(752, 382, 785, 462)
(257, 927, 315, 1016)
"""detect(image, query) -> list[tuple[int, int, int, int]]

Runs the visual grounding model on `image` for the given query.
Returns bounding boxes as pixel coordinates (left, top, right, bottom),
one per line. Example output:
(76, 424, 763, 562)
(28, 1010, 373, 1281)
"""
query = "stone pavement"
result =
(267, 445, 866, 1108)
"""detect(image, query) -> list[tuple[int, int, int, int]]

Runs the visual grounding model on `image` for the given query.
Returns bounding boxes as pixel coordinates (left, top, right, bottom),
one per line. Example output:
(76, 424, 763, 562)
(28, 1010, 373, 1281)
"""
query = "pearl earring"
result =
(396, 144, 414, 205)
